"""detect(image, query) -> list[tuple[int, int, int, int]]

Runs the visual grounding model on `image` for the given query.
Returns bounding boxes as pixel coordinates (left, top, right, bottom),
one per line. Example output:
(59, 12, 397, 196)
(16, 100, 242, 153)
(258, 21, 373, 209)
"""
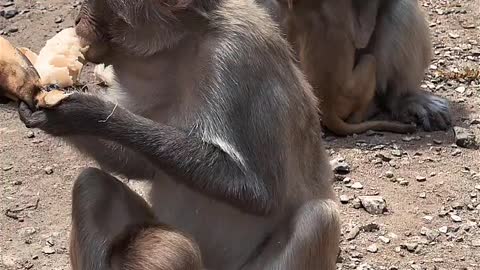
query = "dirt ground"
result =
(0, 0, 479, 269)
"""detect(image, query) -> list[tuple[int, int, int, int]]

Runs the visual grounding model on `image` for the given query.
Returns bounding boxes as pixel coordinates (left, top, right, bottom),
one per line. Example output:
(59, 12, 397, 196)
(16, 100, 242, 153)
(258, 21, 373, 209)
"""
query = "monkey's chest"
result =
(148, 176, 274, 270)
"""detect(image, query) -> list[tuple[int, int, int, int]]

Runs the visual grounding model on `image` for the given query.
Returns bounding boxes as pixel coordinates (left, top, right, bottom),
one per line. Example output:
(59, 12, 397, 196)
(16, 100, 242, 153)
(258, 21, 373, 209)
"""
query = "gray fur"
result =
(20, 0, 341, 269)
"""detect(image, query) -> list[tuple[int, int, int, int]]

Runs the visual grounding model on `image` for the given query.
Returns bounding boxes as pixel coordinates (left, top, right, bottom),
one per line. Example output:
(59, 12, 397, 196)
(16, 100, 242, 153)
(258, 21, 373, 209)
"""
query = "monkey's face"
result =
(75, 0, 191, 63)
(75, 0, 111, 64)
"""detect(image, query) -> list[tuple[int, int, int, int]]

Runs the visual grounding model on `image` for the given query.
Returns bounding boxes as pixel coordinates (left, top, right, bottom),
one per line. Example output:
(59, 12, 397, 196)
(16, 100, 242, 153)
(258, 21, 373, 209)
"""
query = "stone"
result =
(19, 227, 36, 237)
(367, 244, 378, 253)
(54, 16, 63, 23)
(439, 226, 448, 234)
(391, 150, 402, 157)
(351, 182, 364, 189)
(0, 6, 18, 19)
(339, 195, 351, 204)
(346, 226, 360, 240)
(379, 236, 390, 244)
(359, 196, 386, 214)
(472, 239, 480, 247)
(402, 242, 418, 252)
(385, 171, 394, 178)
(330, 158, 351, 174)
(450, 214, 462, 223)
(454, 126, 478, 149)
(416, 176, 427, 182)
(44, 166, 54, 175)
(42, 246, 55, 255)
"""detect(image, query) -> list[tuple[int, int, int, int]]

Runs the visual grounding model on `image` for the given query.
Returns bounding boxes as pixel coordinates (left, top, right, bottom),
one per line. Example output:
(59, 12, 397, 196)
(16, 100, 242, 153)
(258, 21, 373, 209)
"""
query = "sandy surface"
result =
(0, 1, 479, 269)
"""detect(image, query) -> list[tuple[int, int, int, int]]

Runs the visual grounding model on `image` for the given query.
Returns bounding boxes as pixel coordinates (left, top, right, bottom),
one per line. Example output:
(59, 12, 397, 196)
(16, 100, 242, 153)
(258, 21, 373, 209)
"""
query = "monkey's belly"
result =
(149, 176, 274, 270)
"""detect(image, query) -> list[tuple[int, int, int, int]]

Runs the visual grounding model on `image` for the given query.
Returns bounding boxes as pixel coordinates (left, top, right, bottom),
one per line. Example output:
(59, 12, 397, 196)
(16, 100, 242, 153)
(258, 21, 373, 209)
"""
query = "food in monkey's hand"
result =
(0, 36, 42, 108)
(34, 28, 86, 88)
(0, 28, 86, 108)
(35, 89, 71, 108)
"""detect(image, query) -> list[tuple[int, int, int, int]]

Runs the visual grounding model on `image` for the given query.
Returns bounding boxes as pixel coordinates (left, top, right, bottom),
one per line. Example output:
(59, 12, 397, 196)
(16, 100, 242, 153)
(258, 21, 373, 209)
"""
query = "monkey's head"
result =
(75, 0, 193, 64)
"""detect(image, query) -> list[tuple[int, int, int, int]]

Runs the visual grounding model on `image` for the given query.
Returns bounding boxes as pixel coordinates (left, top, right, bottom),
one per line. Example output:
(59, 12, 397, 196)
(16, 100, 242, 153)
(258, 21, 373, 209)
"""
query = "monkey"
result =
(260, 0, 451, 132)
(18, 0, 341, 269)
(276, 0, 416, 136)
(69, 167, 203, 270)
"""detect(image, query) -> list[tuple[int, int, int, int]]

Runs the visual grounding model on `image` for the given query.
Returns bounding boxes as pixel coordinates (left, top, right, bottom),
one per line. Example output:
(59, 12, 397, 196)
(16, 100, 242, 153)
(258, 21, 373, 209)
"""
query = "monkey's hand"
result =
(18, 93, 115, 136)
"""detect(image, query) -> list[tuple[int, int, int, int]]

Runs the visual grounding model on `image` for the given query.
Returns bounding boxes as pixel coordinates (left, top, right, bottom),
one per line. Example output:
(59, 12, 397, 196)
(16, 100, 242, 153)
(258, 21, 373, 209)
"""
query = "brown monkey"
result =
(262, 0, 451, 132)
(19, 0, 340, 269)
(279, 0, 416, 136)
(69, 168, 203, 270)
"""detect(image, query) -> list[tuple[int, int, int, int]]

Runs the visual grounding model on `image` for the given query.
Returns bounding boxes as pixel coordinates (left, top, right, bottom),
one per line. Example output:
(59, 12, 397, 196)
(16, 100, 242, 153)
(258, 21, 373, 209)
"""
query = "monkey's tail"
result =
(323, 114, 416, 136)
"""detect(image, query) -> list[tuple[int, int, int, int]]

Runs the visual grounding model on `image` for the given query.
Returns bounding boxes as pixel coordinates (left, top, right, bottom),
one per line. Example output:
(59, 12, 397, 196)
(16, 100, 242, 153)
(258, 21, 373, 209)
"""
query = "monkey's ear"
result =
(351, 0, 381, 49)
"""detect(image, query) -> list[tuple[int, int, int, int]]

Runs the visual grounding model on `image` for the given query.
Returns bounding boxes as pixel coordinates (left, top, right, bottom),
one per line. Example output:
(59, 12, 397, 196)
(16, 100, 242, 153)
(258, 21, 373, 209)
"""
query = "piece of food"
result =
(35, 27, 86, 88)
(0, 36, 42, 108)
(35, 89, 71, 108)
(94, 64, 115, 86)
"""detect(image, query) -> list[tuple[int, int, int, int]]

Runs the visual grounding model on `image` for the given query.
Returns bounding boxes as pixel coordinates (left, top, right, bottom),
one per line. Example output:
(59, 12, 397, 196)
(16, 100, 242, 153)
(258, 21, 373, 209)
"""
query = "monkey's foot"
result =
(393, 92, 451, 131)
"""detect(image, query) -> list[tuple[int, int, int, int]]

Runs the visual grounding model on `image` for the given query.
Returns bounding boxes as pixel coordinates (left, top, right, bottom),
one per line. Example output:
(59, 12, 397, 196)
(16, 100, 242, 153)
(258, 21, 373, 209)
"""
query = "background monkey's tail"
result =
(323, 114, 416, 136)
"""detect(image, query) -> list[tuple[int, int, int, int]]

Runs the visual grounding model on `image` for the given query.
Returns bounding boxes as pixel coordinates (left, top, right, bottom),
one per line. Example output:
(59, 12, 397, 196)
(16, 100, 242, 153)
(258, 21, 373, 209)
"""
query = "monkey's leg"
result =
(70, 167, 202, 270)
(344, 54, 377, 123)
(244, 199, 341, 270)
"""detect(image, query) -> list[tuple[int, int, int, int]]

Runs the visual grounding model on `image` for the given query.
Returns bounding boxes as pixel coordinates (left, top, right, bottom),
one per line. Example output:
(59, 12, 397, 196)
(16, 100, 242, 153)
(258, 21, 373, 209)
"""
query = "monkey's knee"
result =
(111, 226, 203, 270)
(284, 200, 341, 269)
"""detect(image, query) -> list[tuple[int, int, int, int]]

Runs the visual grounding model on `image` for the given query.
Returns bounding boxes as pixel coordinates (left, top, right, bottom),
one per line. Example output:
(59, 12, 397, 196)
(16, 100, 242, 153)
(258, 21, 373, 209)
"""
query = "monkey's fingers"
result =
(35, 90, 72, 108)
(18, 102, 47, 129)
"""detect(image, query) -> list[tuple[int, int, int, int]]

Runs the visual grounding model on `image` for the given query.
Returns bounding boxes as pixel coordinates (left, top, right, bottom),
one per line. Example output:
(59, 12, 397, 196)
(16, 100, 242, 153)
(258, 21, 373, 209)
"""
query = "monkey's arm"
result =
(18, 94, 277, 216)
(66, 136, 157, 180)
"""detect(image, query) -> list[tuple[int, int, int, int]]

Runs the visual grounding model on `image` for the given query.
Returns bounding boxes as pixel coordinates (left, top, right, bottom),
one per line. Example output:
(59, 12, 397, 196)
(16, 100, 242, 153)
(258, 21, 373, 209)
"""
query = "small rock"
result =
(450, 214, 462, 223)
(451, 202, 463, 210)
(402, 242, 418, 252)
(352, 198, 362, 209)
(455, 86, 466, 93)
(423, 215, 433, 222)
(391, 150, 402, 157)
(0, 6, 18, 19)
(472, 239, 480, 247)
(12, 180, 22, 185)
(454, 126, 478, 149)
(416, 176, 427, 182)
(6, 25, 18, 33)
(385, 171, 394, 178)
(439, 226, 448, 234)
(399, 179, 409, 186)
(339, 195, 351, 204)
(330, 158, 351, 174)
(54, 16, 63, 23)
(359, 196, 386, 214)
(375, 153, 392, 162)
(42, 246, 55, 255)
(351, 182, 364, 189)
(475, 185, 480, 191)
(2, 165, 13, 171)
(419, 192, 426, 199)
(26, 131, 35, 138)
(346, 226, 361, 240)
(379, 236, 390, 244)
(44, 166, 54, 175)
(452, 149, 462, 156)
(366, 244, 378, 253)
(19, 227, 37, 237)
